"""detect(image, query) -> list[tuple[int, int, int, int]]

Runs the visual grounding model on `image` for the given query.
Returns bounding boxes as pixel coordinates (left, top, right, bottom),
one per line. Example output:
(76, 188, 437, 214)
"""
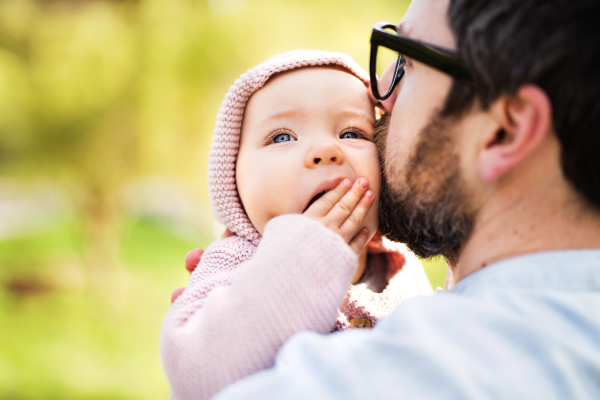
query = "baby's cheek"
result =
(365, 146, 383, 191)
(251, 170, 296, 227)
(364, 146, 382, 233)
(365, 197, 380, 233)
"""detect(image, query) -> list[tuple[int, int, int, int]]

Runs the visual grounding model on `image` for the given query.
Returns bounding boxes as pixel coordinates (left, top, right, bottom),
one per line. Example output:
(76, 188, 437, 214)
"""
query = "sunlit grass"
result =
(0, 217, 208, 400)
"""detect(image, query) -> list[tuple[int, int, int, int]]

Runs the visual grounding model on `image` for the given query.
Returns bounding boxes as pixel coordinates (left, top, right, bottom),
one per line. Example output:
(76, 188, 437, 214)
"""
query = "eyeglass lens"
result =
(375, 47, 405, 100)
(375, 44, 400, 81)
(374, 25, 404, 100)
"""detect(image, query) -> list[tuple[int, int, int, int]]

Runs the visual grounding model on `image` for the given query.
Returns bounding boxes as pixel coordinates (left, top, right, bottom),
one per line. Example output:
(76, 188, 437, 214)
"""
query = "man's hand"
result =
(184, 248, 205, 273)
(303, 177, 374, 255)
(171, 248, 204, 304)
(171, 229, 235, 304)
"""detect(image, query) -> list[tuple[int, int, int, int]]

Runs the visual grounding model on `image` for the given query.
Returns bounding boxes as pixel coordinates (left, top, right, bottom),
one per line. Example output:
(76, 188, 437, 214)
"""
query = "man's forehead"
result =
(398, 0, 456, 49)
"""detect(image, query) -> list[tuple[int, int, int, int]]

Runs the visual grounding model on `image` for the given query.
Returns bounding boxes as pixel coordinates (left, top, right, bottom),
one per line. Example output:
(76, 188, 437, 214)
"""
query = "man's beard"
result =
(375, 113, 476, 266)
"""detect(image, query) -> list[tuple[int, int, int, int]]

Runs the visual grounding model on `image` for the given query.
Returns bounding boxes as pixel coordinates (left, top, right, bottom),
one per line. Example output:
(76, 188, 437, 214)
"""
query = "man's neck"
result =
(455, 141, 600, 282)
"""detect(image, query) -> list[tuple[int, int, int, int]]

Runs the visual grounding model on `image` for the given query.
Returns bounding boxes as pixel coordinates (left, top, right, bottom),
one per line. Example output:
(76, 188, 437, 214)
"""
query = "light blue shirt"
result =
(214, 250, 600, 399)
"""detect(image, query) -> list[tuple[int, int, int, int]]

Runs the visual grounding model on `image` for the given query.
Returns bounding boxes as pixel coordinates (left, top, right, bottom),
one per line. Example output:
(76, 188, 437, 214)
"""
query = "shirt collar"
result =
(451, 249, 600, 295)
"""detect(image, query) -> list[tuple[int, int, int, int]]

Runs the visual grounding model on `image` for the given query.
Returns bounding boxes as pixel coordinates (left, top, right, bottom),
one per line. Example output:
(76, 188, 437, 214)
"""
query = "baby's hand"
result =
(303, 178, 374, 255)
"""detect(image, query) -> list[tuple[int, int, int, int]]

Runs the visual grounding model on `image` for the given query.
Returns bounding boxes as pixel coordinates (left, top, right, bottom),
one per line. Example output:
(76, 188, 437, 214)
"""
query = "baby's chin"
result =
(250, 209, 302, 236)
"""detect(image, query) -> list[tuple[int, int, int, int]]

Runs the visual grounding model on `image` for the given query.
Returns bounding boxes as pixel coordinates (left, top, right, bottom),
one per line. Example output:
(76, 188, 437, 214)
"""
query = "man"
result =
(190, 0, 600, 397)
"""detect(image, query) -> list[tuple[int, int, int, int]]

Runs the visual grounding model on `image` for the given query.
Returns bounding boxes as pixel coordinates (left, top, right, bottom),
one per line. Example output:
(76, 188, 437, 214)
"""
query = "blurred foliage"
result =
(0, 0, 450, 398)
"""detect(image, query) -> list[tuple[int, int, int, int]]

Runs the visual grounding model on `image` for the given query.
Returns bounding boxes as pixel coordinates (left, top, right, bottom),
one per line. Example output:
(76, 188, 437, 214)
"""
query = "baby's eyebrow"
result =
(258, 109, 302, 124)
(336, 109, 375, 126)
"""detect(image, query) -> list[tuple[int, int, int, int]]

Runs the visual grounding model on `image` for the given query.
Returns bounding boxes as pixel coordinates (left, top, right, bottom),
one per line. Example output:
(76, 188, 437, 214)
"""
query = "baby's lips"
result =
(303, 177, 349, 212)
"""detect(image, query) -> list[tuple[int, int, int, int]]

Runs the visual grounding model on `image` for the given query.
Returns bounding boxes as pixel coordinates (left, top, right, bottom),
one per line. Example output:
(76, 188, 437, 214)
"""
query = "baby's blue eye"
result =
(272, 133, 296, 143)
(340, 131, 360, 139)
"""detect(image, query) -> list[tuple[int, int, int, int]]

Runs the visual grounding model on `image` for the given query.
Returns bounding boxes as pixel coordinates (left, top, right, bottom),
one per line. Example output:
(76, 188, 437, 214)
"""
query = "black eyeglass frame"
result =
(370, 21, 474, 100)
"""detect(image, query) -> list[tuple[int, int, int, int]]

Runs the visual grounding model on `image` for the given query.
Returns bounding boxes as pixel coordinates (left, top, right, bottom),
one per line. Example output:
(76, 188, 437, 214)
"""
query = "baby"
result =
(160, 50, 432, 400)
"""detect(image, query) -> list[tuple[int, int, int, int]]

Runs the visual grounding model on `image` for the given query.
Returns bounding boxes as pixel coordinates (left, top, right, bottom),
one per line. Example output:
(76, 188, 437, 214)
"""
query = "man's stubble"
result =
(375, 112, 476, 266)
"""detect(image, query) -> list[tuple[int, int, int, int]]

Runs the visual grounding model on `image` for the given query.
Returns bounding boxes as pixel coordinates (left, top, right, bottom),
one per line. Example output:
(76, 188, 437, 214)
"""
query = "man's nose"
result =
(377, 60, 400, 114)
(304, 142, 344, 168)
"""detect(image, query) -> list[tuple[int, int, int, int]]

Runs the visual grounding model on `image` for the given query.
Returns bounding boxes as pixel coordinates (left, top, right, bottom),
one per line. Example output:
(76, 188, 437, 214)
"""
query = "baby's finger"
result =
(349, 228, 371, 255)
(304, 179, 352, 217)
(339, 190, 375, 240)
(326, 178, 369, 226)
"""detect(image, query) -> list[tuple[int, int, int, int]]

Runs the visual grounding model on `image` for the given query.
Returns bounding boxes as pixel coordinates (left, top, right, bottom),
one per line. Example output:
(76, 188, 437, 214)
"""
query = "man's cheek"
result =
(386, 114, 409, 161)
(391, 100, 427, 161)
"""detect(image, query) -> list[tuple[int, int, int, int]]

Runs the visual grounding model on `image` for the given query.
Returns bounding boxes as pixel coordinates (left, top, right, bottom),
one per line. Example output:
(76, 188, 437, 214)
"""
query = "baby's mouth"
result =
(304, 190, 327, 212)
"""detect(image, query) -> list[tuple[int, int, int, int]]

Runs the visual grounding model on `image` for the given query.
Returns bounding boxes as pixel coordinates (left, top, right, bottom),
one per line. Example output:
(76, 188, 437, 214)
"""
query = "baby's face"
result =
(236, 67, 381, 237)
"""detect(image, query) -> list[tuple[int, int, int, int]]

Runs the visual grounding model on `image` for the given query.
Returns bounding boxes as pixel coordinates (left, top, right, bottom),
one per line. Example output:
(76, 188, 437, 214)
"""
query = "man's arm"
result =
(210, 295, 467, 400)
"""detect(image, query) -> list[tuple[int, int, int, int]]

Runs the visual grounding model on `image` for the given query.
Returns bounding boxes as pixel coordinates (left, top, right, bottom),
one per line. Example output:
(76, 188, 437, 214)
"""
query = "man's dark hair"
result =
(444, 0, 600, 209)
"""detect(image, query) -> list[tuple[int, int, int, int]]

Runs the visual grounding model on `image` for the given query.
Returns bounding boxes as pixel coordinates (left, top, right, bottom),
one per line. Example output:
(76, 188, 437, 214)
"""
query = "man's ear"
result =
(477, 85, 552, 183)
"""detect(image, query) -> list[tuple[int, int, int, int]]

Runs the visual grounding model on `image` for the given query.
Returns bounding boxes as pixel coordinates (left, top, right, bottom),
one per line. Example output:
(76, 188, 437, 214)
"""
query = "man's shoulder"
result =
(382, 282, 600, 344)
(365, 286, 600, 397)
(293, 289, 600, 398)
(215, 251, 600, 400)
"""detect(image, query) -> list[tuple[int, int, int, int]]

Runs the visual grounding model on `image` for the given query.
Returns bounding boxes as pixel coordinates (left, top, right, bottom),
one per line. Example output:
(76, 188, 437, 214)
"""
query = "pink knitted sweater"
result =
(160, 51, 433, 400)
(161, 215, 432, 400)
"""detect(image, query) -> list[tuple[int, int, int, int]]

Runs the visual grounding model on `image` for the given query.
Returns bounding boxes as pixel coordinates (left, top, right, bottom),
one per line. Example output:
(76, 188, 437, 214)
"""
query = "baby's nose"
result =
(304, 142, 344, 168)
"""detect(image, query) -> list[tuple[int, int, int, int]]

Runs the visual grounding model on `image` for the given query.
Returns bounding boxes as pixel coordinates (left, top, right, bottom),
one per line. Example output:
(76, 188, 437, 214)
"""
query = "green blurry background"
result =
(0, 0, 448, 398)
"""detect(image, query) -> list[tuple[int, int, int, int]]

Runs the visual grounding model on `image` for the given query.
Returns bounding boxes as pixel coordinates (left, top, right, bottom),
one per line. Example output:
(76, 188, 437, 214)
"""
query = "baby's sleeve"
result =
(160, 214, 358, 400)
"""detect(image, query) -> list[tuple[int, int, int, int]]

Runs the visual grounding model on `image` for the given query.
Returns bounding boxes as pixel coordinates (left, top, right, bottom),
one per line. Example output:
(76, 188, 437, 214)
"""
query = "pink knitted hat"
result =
(208, 50, 370, 244)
